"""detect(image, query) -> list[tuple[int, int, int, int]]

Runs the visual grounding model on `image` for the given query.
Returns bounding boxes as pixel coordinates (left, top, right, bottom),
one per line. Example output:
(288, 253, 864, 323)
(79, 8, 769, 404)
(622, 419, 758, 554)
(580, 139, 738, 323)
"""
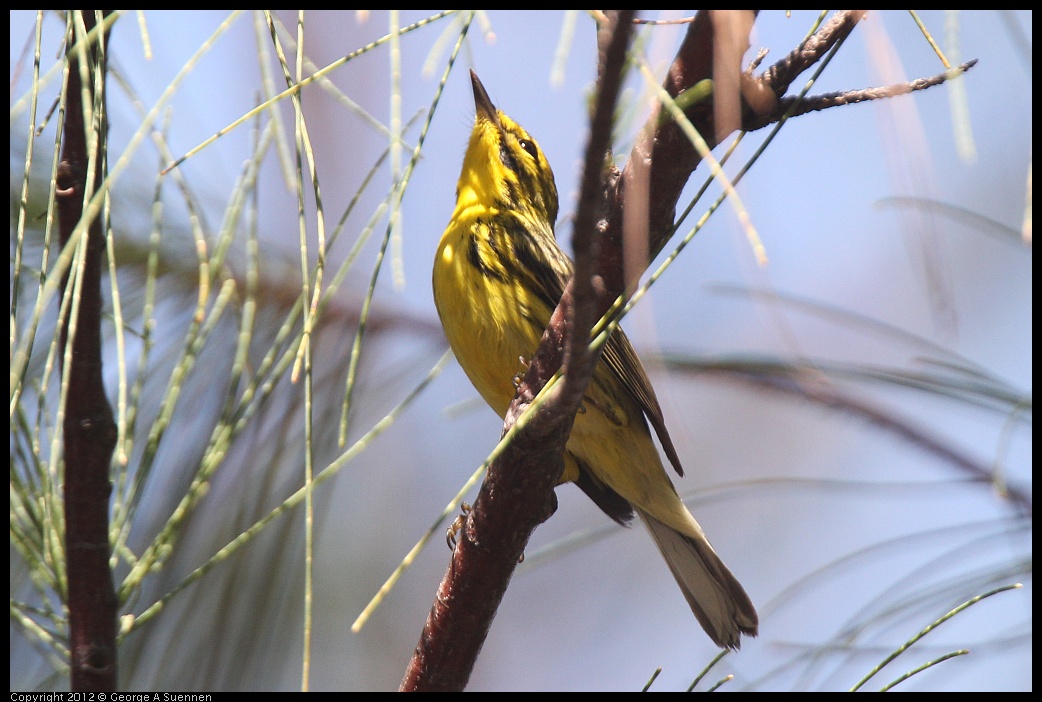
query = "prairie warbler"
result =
(433, 70, 757, 649)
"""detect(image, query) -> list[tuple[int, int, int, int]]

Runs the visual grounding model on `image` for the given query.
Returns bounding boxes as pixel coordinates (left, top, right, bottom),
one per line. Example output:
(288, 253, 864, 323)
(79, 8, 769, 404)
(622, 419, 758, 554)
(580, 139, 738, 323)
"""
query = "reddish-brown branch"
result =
(537, 9, 635, 424)
(57, 10, 119, 692)
(400, 11, 635, 693)
(406, 9, 977, 691)
(608, 10, 871, 271)
(743, 59, 978, 131)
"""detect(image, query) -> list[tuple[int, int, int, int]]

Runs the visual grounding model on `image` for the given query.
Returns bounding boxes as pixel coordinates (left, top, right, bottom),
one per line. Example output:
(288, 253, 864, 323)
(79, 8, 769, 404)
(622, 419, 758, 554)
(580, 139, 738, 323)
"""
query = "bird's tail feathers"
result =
(638, 509, 758, 649)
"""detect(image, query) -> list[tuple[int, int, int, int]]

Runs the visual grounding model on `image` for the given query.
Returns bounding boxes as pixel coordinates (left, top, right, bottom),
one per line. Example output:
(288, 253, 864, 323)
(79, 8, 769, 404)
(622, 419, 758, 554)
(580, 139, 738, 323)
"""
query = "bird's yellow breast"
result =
(433, 214, 550, 418)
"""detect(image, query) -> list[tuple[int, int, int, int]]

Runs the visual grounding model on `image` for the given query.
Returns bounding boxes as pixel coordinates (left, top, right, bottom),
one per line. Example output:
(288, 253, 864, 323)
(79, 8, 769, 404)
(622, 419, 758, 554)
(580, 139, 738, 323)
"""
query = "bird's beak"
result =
(470, 69, 499, 126)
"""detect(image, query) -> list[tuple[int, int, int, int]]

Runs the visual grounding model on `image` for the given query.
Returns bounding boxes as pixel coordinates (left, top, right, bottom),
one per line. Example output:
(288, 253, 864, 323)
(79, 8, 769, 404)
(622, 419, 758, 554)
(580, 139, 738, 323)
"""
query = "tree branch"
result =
(57, 10, 119, 692)
(744, 59, 978, 131)
(405, 10, 979, 690)
(399, 11, 635, 693)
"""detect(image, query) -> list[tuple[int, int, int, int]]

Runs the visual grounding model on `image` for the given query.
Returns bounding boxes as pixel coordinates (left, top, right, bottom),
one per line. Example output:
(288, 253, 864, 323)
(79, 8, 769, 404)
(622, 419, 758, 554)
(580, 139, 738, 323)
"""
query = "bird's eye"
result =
(518, 138, 538, 160)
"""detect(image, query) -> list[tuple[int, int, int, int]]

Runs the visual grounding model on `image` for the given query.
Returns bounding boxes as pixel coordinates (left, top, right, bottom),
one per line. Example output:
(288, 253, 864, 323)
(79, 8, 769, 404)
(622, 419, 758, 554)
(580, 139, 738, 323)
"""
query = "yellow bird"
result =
(433, 70, 757, 649)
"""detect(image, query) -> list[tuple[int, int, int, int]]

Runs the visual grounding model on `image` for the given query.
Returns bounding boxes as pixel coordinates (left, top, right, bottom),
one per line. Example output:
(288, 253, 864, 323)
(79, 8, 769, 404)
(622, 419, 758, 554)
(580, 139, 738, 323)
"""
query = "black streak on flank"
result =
(467, 227, 508, 283)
